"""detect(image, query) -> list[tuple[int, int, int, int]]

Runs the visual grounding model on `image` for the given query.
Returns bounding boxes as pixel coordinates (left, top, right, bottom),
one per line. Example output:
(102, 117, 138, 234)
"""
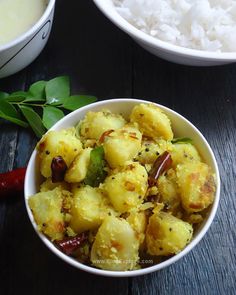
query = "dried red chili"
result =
(51, 156, 67, 183)
(148, 151, 172, 186)
(0, 167, 26, 198)
(55, 232, 88, 255)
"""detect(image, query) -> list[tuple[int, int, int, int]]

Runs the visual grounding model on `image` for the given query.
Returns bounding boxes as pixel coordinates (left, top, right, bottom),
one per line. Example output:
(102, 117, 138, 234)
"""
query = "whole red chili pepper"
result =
(55, 232, 88, 255)
(0, 167, 26, 198)
(51, 156, 67, 183)
(148, 151, 172, 187)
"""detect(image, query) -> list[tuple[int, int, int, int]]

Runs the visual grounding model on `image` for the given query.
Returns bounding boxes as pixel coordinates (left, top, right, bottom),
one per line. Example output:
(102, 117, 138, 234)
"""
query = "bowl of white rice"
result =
(93, 0, 236, 66)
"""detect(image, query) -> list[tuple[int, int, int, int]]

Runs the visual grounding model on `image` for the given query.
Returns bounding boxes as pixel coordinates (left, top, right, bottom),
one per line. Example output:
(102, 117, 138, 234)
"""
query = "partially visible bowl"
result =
(93, 0, 236, 66)
(0, 0, 55, 79)
(24, 98, 220, 277)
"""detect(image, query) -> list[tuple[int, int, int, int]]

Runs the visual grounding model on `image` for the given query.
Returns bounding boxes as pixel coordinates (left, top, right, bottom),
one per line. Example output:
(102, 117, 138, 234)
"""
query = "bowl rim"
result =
(24, 98, 220, 277)
(93, 0, 236, 61)
(0, 0, 55, 52)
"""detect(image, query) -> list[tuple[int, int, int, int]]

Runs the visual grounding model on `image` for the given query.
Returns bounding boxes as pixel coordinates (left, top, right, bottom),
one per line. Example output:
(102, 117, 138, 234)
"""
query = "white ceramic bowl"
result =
(0, 0, 55, 79)
(93, 0, 236, 66)
(24, 98, 220, 277)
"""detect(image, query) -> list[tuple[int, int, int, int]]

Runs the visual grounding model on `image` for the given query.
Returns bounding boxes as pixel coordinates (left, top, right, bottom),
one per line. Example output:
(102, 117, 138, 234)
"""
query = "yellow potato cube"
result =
(176, 162, 216, 213)
(103, 162, 148, 213)
(28, 187, 69, 240)
(80, 109, 126, 140)
(171, 143, 201, 167)
(65, 148, 92, 183)
(69, 186, 113, 233)
(103, 125, 142, 168)
(130, 103, 173, 140)
(91, 216, 139, 271)
(146, 212, 193, 256)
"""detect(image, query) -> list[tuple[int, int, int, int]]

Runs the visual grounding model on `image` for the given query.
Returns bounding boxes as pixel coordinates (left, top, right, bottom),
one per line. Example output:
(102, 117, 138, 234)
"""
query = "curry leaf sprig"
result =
(0, 76, 97, 138)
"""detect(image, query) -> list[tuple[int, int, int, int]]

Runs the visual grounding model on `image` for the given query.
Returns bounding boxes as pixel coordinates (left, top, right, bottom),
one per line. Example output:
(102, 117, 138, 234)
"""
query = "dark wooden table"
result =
(0, 1, 235, 294)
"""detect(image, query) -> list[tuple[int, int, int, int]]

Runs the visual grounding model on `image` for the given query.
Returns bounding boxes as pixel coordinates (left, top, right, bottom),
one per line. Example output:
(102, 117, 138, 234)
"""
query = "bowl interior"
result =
(25, 98, 220, 277)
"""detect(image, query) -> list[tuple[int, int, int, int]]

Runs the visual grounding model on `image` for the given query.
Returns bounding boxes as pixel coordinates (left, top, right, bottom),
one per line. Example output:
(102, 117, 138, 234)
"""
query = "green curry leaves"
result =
(84, 146, 108, 187)
(0, 76, 97, 138)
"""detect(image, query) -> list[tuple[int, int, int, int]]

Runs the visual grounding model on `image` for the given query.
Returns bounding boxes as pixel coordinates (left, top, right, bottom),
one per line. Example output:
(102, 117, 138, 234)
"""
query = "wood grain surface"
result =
(0, 1, 235, 294)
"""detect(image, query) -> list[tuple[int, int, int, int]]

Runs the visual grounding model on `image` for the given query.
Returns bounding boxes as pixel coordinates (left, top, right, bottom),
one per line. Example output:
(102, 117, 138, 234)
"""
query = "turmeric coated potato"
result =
(91, 216, 139, 271)
(103, 125, 142, 168)
(28, 187, 70, 240)
(65, 148, 92, 183)
(130, 103, 173, 140)
(37, 128, 82, 178)
(171, 143, 201, 167)
(176, 162, 216, 213)
(69, 186, 114, 234)
(80, 109, 126, 140)
(103, 162, 148, 213)
(146, 212, 193, 256)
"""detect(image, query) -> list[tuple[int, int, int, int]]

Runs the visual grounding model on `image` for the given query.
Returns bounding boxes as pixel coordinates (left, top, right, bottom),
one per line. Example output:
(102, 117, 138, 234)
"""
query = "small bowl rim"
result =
(0, 0, 55, 52)
(24, 98, 220, 277)
(93, 0, 236, 61)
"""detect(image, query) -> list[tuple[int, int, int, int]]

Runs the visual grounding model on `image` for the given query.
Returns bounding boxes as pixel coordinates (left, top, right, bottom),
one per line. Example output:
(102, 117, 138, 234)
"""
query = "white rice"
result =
(113, 0, 236, 52)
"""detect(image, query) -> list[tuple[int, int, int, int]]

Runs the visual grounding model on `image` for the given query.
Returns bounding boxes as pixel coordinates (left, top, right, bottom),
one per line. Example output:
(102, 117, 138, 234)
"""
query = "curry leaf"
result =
(6, 91, 28, 102)
(0, 112, 29, 128)
(171, 137, 193, 144)
(42, 106, 64, 129)
(84, 146, 107, 187)
(63, 95, 97, 111)
(29, 80, 46, 99)
(10, 91, 28, 97)
(0, 99, 28, 127)
(0, 92, 9, 99)
(46, 76, 70, 105)
(0, 99, 21, 118)
(19, 105, 46, 138)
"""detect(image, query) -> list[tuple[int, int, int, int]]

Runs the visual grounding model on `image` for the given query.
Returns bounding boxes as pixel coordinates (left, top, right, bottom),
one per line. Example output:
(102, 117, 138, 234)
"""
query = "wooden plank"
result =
(0, 71, 27, 243)
(13, 129, 37, 168)
(0, 123, 18, 173)
(0, 69, 28, 170)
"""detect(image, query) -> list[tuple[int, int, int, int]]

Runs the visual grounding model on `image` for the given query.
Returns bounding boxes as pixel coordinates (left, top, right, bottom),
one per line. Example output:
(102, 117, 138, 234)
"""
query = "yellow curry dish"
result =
(28, 103, 216, 271)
